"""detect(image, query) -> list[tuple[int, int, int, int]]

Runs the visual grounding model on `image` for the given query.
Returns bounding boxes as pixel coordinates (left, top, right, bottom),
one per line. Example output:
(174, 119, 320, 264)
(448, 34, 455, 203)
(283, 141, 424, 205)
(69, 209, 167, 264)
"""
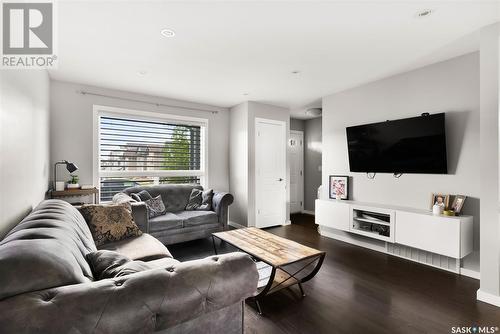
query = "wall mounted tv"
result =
(346, 113, 447, 174)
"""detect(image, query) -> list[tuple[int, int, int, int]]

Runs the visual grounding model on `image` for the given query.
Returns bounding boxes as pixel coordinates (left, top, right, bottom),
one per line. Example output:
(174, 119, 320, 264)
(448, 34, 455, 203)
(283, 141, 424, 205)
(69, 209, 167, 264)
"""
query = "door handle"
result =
(278, 178, 284, 181)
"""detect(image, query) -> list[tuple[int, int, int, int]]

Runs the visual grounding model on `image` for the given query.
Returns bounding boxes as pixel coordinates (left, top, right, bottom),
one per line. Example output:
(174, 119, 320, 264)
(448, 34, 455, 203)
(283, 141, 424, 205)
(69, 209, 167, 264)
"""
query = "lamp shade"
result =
(66, 162, 78, 173)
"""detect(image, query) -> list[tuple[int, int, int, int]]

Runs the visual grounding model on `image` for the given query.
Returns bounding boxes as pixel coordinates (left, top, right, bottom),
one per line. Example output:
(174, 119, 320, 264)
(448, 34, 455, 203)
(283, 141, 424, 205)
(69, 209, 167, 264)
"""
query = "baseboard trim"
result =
(460, 267, 480, 280)
(301, 210, 315, 216)
(228, 221, 246, 229)
(477, 289, 500, 307)
(283, 220, 291, 226)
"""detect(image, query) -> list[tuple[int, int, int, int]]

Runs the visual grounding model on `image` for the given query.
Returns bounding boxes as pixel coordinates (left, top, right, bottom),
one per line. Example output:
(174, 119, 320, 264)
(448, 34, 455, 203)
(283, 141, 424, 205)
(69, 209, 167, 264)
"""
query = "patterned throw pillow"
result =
(144, 195, 166, 218)
(79, 204, 142, 247)
(185, 189, 203, 210)
(130, 190, 153, 202)
(186, 188, 214, 211)
(198, 189, 214, 211)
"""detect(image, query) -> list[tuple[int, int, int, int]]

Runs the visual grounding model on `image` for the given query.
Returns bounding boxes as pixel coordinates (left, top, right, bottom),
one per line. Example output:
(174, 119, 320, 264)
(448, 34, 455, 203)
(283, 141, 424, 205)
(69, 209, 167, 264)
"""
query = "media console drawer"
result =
(315, 199, 350, 231)
(395, 211, 473, 258)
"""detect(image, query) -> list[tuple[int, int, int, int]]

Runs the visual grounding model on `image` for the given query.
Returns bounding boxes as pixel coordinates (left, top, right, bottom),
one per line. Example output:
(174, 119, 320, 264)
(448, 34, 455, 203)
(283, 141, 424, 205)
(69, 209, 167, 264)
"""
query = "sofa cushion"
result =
(176, 211, 218, 227)
(98, 233, 172, 261)
(149, 212, 183, 232)
(79, 204, 142, 247)
(147, 257, 181, 269)
(86, 250, 153, 279)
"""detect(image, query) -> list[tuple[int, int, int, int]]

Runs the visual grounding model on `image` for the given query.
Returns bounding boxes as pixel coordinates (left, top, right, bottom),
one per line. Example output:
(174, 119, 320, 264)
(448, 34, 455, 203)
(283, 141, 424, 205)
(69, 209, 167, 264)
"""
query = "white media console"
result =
(316, 199, 474, 274)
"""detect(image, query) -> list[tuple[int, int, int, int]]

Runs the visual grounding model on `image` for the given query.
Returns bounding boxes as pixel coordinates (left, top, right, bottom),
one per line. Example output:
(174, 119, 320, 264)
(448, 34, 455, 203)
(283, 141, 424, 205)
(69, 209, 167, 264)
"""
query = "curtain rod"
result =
(76, 90, 220, 114)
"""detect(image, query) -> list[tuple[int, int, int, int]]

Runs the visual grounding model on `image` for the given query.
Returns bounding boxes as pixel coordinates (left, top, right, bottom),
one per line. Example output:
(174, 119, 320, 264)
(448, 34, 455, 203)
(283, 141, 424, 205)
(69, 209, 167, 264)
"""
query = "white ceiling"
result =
(49, 1, 500, 119)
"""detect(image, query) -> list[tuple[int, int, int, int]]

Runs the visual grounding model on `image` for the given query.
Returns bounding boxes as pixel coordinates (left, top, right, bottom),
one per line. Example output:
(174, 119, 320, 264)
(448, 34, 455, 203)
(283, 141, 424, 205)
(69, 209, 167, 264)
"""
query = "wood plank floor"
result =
(168, 214, 500, 334)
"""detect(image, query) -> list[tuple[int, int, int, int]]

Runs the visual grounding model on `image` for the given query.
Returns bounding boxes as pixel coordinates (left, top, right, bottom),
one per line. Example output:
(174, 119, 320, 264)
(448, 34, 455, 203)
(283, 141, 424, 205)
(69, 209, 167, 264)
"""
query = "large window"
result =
(95, 107, 206, 202)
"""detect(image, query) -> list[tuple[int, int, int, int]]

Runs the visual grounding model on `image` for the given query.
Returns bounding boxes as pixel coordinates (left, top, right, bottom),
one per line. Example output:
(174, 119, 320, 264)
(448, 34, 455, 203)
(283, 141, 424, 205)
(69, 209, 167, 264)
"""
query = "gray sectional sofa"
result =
(0, 200, 258, 333)
(115, 184, 233, 245)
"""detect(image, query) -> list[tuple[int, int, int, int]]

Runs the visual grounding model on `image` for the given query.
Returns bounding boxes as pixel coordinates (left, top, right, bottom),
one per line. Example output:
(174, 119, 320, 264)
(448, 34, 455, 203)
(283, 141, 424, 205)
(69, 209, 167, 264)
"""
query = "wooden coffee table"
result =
(212, 227, 325, 314)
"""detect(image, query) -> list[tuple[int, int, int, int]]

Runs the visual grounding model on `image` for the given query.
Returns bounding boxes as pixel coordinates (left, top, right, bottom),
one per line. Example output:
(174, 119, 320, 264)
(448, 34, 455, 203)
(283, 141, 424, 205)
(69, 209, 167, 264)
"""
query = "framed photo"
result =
(450, 195, 467, 214)
(329, 175, 349, 200)
(429, 193, 450, 210)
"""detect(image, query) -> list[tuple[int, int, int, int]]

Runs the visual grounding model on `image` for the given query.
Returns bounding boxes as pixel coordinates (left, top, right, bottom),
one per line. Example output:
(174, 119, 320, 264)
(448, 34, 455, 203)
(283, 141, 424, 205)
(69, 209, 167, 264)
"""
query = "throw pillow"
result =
(197, 189, 214, 211)
(185, 188, 203, 210)
(79, 204, 142, 247)
(130, 190, 153, 202)
(86, 250, 152, 279)
(144, 195, 166, 218)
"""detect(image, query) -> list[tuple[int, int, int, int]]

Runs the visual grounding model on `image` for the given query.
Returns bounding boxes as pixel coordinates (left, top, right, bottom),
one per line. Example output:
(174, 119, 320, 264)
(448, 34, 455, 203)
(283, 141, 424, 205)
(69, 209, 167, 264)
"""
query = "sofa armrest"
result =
(212, 191, 234, 229)
(0, 252, 258, 334)
(130, 202, 149, 233)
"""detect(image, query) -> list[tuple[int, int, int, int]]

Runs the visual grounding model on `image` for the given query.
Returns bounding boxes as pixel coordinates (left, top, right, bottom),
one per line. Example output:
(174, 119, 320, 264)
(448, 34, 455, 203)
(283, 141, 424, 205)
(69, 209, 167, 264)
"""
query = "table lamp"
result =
(54, 160, 78, 191)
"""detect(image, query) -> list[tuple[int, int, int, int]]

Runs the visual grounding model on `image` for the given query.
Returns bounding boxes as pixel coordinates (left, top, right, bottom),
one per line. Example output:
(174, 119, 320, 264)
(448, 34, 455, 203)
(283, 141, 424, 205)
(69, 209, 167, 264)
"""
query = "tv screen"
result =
(346, 113, 447, 174)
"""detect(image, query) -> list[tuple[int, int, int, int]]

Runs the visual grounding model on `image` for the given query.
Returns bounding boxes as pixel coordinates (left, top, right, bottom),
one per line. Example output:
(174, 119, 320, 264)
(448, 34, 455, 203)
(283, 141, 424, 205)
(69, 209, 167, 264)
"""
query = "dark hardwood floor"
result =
(169, 214, 500, 334)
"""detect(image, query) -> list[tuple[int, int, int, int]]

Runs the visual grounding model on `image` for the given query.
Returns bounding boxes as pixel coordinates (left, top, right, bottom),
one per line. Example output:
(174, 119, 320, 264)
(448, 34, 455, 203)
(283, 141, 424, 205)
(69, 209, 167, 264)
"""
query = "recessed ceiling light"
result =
(160, 29, 176, 37)
(138, 70, 148, 76)
(415, 9, 434, 18)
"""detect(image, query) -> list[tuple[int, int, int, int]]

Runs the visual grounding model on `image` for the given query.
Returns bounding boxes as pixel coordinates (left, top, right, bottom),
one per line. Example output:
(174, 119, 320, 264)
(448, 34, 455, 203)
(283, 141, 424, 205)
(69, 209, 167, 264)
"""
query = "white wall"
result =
(304, 117, 322, 212)
(322, 53, 480, 250)
(0, 70, 50, 238)
(50, 80, 230, 192)
(229, 102, 249, 226)
(478, 23, 500, 303)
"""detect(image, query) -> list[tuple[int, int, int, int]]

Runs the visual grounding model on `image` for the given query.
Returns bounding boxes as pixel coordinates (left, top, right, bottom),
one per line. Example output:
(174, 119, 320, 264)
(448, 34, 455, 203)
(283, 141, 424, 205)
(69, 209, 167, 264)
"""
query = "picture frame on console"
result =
(329, 175, 349, 200)
(429, 193, 450, 210)
(450, 195, 467, 214)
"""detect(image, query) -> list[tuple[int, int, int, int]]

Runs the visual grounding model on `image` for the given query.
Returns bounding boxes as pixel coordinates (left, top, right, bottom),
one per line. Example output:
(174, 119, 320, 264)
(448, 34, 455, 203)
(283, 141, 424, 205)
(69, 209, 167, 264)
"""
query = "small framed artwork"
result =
(429, 193, 450, 210)
(450, 195, 467, 214)
(329, 175, 349, 200)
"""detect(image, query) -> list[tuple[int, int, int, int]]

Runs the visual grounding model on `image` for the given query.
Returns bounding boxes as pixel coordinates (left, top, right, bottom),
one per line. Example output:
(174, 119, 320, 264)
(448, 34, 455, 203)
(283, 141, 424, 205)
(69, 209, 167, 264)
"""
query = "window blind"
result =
(99, 116, 201, 172)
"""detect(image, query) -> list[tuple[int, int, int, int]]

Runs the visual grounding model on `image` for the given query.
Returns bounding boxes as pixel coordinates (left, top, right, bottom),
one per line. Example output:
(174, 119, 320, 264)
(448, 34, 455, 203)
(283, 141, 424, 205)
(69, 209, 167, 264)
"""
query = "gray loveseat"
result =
(115, 184, 233, 245)
(0, 200, 258, 334)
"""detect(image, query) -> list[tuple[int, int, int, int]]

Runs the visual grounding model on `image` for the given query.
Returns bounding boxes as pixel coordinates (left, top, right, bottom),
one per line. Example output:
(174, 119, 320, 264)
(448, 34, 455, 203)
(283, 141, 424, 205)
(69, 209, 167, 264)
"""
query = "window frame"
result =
(93, 105, 209, 198)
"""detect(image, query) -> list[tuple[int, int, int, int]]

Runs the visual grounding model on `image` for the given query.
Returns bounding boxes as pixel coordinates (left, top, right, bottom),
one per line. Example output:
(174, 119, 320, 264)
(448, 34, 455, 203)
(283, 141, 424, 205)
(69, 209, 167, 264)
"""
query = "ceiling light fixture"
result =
(415, 9, 434, 18)
(160, 29, 176, 37)
(138, 70, 148, 76)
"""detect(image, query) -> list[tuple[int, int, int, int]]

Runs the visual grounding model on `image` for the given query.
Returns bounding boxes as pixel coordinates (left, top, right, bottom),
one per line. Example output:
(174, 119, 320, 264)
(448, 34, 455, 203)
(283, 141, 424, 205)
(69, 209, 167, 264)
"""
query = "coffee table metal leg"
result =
(212, 236, 218, 255)
(298, 282, 305, 297)
(255, 299, 263, 315)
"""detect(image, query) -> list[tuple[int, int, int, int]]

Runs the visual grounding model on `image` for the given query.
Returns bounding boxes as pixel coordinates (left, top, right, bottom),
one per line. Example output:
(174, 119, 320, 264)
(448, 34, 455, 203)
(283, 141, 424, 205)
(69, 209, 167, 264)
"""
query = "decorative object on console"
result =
(67, 174, 80, 189)
(450, 195, 467, 214)
(429, 193, 450, 211)
(329, 175, 349, 200)
(53, 160, 78, 190)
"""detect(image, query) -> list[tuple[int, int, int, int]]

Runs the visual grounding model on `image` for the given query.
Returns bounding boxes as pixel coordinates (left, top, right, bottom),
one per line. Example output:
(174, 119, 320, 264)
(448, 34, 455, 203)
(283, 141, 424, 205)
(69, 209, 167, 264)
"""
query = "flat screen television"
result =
(346, 113, 447, 174)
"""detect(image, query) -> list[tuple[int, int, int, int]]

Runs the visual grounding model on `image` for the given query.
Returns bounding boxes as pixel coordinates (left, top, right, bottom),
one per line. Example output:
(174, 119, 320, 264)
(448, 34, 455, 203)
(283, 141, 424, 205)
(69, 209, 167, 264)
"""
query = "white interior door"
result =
(255, 118, 286, 228)
(289, 130, 304, 214)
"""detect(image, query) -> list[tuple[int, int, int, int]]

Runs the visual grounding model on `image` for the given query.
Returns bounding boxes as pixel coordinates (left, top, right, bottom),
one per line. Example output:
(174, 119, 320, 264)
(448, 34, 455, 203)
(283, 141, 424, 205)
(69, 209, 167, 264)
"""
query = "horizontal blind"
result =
(100, 116, 201, 171)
